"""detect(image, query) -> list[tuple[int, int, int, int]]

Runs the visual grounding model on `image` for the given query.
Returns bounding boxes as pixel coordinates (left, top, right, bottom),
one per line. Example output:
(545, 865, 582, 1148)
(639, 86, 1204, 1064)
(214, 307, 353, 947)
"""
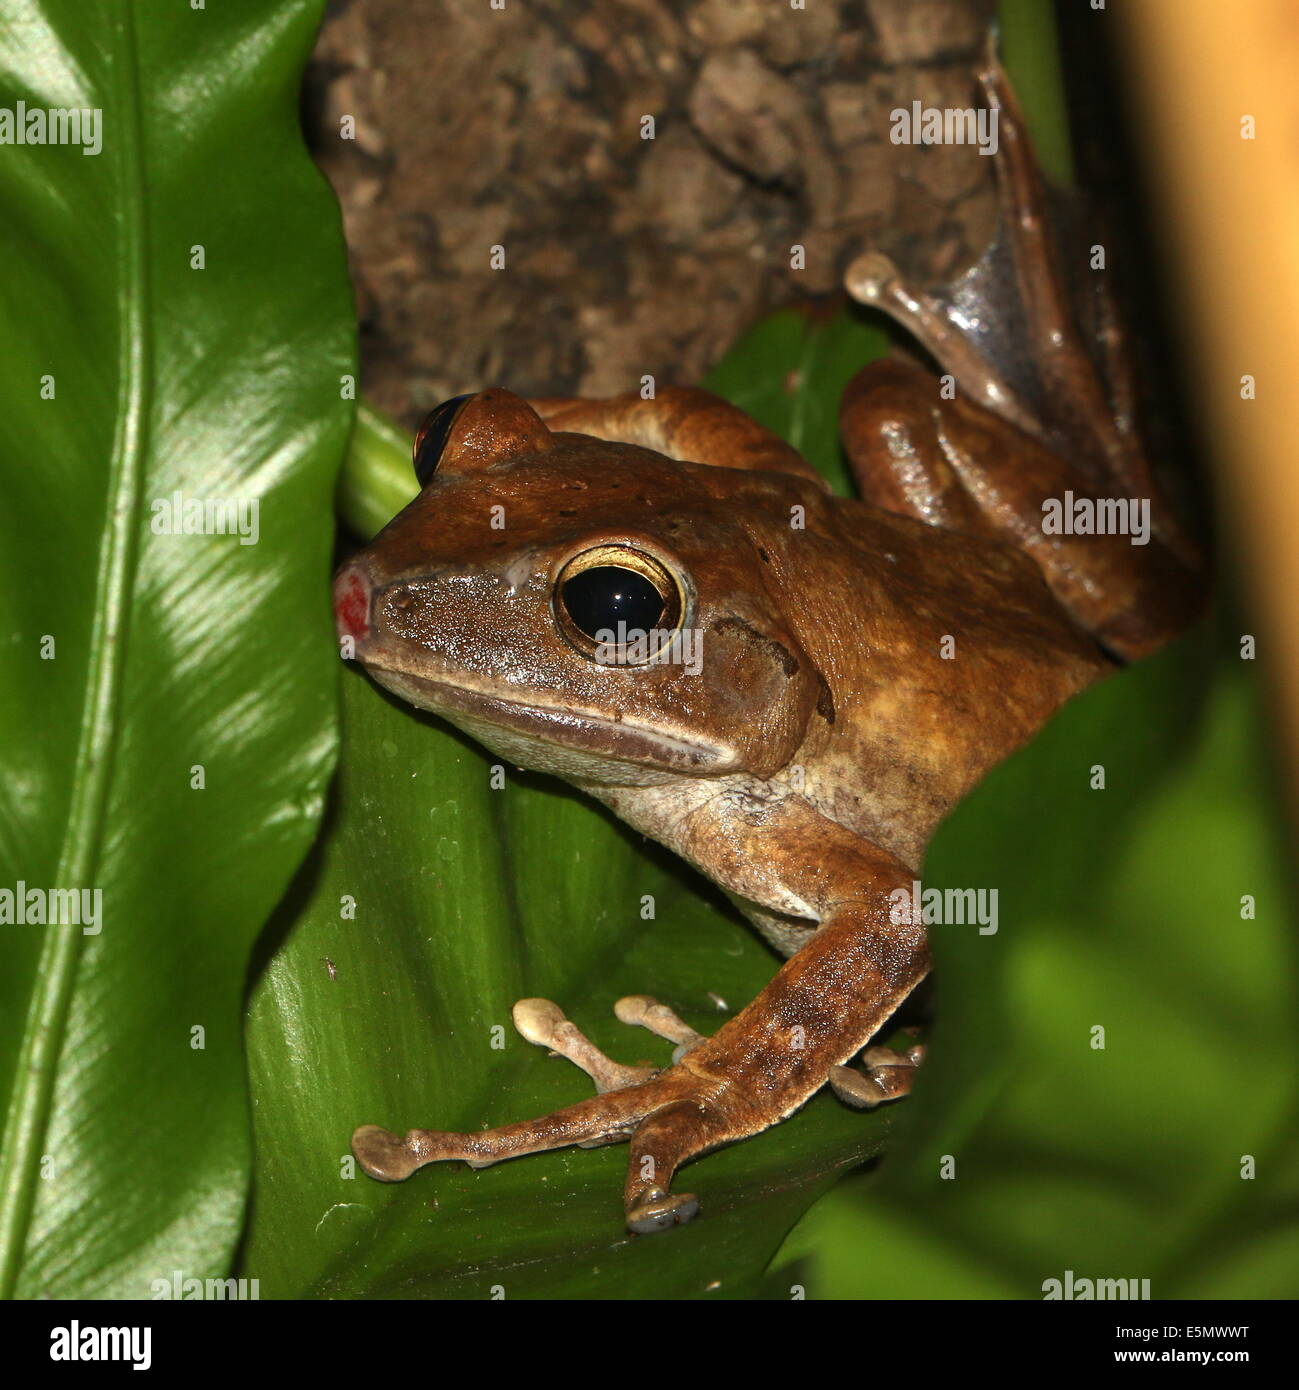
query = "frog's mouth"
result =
(361, 660, 729, 777)
(332, 561, 730, 775)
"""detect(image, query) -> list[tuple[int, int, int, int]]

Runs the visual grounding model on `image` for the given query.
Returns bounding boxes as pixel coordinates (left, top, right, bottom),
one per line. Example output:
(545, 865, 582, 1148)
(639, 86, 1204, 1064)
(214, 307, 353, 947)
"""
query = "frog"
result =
(333, 56, 1202, 1234)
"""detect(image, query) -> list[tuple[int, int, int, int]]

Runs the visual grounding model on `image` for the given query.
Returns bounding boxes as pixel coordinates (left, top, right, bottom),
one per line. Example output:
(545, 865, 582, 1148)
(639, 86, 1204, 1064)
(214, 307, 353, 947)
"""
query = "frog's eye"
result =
(564, 566, 663, 635)
(554, 545, 684, 663)
(413, 394, 475, 487)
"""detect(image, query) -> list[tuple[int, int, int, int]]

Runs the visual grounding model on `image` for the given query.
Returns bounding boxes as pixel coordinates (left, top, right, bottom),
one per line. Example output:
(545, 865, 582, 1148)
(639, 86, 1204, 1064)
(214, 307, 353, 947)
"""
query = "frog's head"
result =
(333, 389, 826, 786)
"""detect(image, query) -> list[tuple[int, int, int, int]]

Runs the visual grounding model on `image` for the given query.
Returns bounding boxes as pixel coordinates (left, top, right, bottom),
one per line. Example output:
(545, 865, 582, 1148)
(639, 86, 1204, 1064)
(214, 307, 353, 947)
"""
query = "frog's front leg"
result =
(353, 837, 927, 1234)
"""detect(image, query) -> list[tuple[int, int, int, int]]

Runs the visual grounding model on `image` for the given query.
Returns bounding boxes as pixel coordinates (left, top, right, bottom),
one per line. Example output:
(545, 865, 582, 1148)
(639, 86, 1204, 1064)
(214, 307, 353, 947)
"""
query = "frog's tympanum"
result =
(333, 61, 1202, 1233)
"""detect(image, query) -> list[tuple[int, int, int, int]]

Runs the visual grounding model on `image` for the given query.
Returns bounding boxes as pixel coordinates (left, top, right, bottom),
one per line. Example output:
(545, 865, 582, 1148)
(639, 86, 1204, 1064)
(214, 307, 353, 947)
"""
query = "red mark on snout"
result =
(333, 567, 371, 644)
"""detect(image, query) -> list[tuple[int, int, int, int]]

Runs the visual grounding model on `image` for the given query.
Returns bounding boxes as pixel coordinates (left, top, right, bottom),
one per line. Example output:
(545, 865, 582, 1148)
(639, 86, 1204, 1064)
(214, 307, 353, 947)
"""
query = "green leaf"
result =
(245, 316, 904, 1297)
(777, 609, 1298, 1299)
(0, 0, 353, 1297)
(244, 664, 902, 1299)
(338, 403, 418, 543)
(702, 308, 888, 498)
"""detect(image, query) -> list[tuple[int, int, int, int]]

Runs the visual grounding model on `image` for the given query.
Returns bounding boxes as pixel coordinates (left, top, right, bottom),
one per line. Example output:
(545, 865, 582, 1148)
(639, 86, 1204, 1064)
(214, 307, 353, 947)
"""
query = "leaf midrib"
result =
(0, 1, 151, 1297)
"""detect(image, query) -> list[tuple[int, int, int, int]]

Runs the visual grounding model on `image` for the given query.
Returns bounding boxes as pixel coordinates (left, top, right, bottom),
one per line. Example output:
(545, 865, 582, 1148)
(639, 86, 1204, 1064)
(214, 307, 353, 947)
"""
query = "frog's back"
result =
(745, 486, 1111, 866)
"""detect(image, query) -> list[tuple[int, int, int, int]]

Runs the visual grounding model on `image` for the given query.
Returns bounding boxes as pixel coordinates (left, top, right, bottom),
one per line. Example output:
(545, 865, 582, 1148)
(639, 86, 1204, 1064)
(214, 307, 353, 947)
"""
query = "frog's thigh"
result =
(842, 359, 1196, 659)
(840, 350, 1105, 530)
(839, 356, 998, 532)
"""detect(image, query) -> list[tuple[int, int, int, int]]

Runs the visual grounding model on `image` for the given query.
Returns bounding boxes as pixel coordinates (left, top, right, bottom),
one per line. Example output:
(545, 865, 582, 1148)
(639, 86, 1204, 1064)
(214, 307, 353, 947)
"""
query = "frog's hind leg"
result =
(840, 49, 1206, 661)
(839, 353, 1198, 661)
(973, 53, 1127, 483)
(838, 355, 1006, 534)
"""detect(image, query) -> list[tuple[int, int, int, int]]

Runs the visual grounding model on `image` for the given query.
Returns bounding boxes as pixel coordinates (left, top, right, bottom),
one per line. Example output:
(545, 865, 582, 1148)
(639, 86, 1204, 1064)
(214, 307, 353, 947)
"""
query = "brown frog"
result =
(333, 60, 1201, 1233)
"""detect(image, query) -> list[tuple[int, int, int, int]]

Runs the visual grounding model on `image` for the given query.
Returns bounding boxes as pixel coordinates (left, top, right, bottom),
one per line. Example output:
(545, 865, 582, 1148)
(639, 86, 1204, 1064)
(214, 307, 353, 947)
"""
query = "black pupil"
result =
(562, 566, 665, 639)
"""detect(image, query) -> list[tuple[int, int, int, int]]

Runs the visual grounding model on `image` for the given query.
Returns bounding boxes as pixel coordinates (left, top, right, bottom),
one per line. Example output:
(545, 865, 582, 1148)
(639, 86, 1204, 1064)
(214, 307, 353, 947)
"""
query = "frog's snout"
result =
(333, 564, 372, 645)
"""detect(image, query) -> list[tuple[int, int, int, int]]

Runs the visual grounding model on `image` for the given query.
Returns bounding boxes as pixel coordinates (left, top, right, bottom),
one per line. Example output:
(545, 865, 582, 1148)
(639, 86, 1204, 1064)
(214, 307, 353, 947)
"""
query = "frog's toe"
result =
(511, 993, 711, 1089)
(829, 1041, 927, 1109)
(626, 1189, 701, 1235)
(352, 1124, 427, 1181)
(843, 249, 902, 307)
(621, 1092, 739, 1235)
(512, 996, 656, 1093)
(614, 994, 706, 1061)
(352, 1065, 726, 1204)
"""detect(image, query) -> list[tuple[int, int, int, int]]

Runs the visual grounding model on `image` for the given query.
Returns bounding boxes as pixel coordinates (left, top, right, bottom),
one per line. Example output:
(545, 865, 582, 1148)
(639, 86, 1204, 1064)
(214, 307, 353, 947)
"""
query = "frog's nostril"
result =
(333, 565, 371, 643)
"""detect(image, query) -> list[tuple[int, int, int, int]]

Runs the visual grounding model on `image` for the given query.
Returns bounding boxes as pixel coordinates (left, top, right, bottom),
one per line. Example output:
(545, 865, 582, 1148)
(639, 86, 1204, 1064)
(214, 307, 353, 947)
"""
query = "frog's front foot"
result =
(352, 994, 725, 1234)
(828, 1039, 926, 1109)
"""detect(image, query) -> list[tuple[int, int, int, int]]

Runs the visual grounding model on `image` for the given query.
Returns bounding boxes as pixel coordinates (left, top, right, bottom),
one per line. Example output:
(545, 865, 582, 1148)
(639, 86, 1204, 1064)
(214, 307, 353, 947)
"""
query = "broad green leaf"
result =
(777, 610, 1298, 1299)
(769, 0, 1299, 1299)
(243, 661, 903, 1299)
(244, 320, 911, 1297)
(0, 0, 353, 1297)
(703, 309, 887, 499)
